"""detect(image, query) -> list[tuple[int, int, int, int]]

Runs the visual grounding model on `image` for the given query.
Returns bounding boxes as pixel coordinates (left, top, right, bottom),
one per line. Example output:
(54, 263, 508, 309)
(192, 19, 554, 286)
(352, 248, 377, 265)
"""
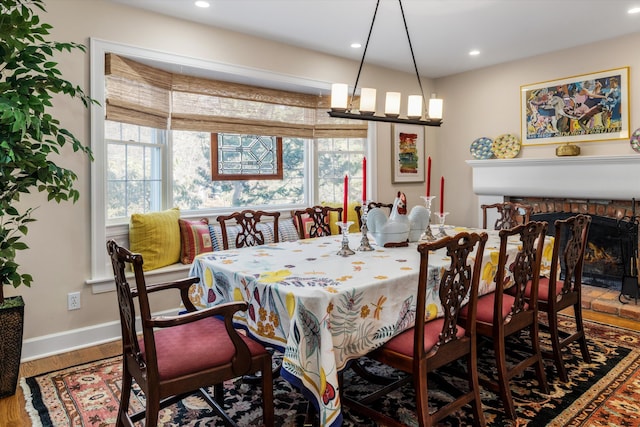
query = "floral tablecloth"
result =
(188, 227, 553, 426)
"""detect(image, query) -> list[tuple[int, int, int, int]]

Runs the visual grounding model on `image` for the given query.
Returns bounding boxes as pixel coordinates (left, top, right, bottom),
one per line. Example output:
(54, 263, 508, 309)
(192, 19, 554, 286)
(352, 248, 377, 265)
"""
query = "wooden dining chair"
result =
(216, 209, 280, 250)
(354, 201, 393, 228)
(481, 202, 533, 230)
(342, 231, 489, 427)
(460, 221, 549, 420)
(527, 214, 592, 382)
(106, 240, 274, 427)
(292, 205, 343, 239)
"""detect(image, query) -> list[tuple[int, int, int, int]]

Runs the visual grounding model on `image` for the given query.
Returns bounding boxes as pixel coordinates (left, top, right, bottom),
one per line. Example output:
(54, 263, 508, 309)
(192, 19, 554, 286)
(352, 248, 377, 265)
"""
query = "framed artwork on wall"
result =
(520, 67, 629, 146)
(391, 124, 425, 183)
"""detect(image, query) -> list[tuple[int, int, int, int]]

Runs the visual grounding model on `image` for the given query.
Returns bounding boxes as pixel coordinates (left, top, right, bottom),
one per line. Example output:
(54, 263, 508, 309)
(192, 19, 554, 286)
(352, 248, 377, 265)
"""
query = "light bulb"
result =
(385, 92, 401, 118)
(359, 88, 377, 115)
(407, 95, 423, 119)
(331, 83, 349, 112)
(428, 95, 443, 120)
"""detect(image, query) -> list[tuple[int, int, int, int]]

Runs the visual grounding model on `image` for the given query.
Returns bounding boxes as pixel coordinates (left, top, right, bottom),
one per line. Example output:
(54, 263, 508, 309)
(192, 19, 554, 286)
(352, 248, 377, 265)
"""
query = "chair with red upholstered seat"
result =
(482, 201, 533, 230)
(528, 214, 592, 382)
(342, 231, 488, 427)
(106, 240, 274, 427)
(460, 221, 549, 420)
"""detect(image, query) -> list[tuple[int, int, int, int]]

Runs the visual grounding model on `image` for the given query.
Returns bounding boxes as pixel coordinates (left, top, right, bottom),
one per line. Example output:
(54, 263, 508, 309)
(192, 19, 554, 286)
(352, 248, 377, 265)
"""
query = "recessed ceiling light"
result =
(469, 50, 480, 56)
(195, 1, 210, 8)
(350, 43, 362, 49)
(628, 7, 640, 14)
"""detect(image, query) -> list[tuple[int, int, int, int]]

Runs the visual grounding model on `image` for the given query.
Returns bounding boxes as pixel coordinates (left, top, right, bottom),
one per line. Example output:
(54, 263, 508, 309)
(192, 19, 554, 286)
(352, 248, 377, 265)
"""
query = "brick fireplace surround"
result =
(467, 155, 640, 320)
(516, 197, 638, 219)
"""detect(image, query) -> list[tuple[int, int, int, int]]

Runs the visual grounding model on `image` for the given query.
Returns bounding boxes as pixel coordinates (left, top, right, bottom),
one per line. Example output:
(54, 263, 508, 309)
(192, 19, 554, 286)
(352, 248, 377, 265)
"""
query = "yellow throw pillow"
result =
(129, 208, 181, 271)
(322, 202, 361, 234)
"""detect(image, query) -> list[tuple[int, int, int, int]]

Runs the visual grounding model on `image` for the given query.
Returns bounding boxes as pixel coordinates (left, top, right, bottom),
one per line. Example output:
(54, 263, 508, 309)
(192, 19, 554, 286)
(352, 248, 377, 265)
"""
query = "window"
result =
(174, 131, 306, 209)
(89, 39, 373, 286)
(105, 122, 164, 221)
(211, 133, 283, 181)
(317, 137, 366, 203)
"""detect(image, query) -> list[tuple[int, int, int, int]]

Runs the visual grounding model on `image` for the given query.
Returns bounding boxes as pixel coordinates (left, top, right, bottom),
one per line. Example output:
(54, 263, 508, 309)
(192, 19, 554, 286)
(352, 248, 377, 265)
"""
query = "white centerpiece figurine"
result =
(367, 191, 429, 247)
(407, 204, 430, 242)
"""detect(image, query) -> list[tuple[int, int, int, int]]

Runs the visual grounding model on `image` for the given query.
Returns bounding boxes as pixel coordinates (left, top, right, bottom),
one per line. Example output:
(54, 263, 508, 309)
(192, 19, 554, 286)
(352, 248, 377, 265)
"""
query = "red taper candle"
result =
(439, 176, 444, 214)
(426, 156, 431, 197)
(343, 174, 349, 222)
(362, 157, 367, 202)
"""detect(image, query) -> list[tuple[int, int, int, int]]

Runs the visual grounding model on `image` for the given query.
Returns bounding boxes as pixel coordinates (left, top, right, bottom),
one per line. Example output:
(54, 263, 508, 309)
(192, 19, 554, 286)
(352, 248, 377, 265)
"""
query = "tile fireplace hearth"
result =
(582, 286, 640, 321)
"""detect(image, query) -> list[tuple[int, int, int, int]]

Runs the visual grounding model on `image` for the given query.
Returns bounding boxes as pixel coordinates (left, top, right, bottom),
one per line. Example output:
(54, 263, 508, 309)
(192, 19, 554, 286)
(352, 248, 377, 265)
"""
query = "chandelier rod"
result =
(348, 0, 380, 110)
(348, 0, 427, 112)
(398, 0, 427, 104)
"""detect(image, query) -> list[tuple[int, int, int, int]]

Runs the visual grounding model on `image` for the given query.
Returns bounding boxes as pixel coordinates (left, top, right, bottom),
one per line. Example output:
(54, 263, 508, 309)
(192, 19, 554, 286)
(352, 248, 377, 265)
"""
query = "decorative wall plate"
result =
(492, 133, 521, 159)
(630, 128, 640, 153)
(470, 137, 494, 159)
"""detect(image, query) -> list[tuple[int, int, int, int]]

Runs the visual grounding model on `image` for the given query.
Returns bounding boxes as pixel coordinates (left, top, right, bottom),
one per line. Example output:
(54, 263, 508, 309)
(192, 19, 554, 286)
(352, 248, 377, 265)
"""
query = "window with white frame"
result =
(317, 137, 366, 203)
(105, 122, 164, 221)
(89, 39, 372, 285)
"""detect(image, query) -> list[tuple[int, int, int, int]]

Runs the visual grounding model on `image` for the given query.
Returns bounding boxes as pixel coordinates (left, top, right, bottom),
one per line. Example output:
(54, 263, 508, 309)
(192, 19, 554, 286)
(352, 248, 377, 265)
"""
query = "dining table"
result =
(188, 225, 554, 427)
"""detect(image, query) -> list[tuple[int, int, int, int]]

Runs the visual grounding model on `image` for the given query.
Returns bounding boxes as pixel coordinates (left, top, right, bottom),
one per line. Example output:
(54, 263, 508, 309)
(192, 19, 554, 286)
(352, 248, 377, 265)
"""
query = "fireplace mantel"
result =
(466, 155, 640, 200)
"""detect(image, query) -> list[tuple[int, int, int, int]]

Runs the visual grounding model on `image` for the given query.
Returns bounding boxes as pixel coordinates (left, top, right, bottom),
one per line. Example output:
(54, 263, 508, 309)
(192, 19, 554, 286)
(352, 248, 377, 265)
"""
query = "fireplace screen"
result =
(532, 213, 638, 290)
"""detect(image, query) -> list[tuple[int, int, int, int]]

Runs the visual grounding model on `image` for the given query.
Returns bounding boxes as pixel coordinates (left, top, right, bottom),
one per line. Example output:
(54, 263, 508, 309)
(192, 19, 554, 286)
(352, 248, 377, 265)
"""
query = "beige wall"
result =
(436, 33, 639, 228)
(6, 0, 638, 354)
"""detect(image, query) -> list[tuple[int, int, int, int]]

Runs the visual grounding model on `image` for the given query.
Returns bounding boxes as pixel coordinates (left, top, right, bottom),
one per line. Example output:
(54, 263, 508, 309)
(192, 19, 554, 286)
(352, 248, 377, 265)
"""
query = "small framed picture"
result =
(391, 124, 425, 183)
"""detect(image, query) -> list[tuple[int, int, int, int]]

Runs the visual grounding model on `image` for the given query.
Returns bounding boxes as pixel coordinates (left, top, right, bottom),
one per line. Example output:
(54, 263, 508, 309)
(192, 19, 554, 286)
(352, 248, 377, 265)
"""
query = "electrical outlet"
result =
(67, 292, 81, 310)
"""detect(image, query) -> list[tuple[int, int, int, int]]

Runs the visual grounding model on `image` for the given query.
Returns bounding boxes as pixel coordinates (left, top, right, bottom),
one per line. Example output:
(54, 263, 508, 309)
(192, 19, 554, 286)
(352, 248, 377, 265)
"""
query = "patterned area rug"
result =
(21, 317, 640, 426)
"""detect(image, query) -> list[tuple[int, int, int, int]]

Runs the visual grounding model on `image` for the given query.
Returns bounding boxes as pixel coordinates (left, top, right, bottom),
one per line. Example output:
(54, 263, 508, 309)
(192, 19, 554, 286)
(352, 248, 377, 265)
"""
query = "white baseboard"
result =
(21, 308, 179, 362)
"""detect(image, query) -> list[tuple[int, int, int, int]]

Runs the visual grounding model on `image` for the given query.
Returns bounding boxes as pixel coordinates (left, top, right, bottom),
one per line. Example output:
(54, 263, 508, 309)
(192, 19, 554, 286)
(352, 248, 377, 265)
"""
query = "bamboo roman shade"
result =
(104, 53, 172, 129)
(104, 54, 367, 138)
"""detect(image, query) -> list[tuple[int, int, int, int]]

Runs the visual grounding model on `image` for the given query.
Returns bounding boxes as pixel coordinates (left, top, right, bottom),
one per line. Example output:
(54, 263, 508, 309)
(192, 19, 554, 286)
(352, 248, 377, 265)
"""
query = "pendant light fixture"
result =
(328, 0, 443, 127)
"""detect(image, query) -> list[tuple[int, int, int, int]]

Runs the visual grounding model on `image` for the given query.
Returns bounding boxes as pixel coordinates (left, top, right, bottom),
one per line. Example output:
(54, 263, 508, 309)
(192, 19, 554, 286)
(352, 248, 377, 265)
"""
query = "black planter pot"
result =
(0, 296, 25, 398)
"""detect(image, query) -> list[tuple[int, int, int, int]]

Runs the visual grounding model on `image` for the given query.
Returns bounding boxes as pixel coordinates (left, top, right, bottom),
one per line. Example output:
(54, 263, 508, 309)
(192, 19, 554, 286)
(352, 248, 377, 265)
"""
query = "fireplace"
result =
(467, 155, 640, 296)
(529, 210, 638, 290)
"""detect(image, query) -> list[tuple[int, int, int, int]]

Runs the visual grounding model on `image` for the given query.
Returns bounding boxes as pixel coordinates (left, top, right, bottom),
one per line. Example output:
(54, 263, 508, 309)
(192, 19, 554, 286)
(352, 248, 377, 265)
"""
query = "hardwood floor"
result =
(582, 308, 640, 331)
(2, 310, 639, 426)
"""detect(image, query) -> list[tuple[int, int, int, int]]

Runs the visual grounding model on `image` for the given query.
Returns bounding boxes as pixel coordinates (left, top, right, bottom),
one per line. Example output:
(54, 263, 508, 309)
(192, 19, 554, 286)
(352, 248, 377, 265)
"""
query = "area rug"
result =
(21, 317, 640, 426)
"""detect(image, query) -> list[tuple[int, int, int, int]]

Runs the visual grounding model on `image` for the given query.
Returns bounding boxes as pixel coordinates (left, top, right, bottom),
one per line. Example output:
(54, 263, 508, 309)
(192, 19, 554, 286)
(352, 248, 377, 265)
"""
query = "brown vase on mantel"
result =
(556, 143, 580, 157)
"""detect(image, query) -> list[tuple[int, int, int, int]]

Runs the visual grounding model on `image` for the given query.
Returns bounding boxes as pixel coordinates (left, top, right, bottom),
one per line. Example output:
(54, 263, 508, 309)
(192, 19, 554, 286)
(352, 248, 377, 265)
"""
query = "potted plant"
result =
(0, 0, 95, 397)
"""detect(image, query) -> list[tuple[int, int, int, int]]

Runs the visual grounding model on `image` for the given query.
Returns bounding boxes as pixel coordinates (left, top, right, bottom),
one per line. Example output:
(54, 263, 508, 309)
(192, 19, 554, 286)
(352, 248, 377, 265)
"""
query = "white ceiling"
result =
(108, 0, 640, 78)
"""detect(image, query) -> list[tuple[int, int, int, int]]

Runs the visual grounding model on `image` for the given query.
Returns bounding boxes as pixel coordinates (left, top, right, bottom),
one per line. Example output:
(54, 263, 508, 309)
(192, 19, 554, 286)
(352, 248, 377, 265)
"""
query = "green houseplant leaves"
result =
(0, 0, 96, 303)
